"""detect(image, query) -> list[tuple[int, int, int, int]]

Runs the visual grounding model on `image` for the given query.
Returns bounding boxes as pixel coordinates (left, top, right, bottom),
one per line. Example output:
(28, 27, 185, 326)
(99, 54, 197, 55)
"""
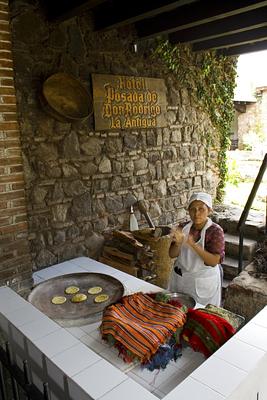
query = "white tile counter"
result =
(0, 257, 267, 400)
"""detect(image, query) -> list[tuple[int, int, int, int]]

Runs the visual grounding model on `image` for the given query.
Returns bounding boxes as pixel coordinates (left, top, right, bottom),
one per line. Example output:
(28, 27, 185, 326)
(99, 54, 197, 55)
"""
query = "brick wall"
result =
(0, 0, 32, 294)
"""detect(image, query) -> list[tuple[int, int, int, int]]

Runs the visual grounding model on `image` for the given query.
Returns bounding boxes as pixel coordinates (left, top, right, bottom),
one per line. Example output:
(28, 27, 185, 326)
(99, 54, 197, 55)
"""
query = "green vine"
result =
(154, 41, 237, 201)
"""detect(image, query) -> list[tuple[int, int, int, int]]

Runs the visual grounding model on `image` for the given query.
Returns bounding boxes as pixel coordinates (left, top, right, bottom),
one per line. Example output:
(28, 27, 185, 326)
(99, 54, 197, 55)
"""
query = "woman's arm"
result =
(169, 229, 185, 258)
(186, 234, 220, 266)
(169, 241, 182, 258)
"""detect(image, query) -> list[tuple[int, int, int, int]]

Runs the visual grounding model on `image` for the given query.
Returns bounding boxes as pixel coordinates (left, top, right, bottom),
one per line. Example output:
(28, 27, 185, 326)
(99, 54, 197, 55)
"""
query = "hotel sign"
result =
(92, 74, 168, 130)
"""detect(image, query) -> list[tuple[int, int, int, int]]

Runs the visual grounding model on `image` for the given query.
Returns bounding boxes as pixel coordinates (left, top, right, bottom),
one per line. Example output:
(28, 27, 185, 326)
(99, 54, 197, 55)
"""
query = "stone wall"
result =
(7, 2, 221, 271)
(257, 88, 267, 144)
(237, 88, 267, 150)
(237, 102, 259, 149)
(224, 264, 267, 321)
(0, 0, 33, 293)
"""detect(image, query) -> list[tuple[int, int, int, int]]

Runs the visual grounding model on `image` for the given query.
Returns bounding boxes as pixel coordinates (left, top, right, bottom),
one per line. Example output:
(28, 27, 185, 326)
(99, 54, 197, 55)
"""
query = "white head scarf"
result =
(188, 192, 213, 209)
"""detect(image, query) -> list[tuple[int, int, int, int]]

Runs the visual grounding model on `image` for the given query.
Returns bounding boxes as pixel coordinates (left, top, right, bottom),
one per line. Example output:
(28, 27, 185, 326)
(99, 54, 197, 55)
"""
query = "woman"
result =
(168, 192, 225, 306)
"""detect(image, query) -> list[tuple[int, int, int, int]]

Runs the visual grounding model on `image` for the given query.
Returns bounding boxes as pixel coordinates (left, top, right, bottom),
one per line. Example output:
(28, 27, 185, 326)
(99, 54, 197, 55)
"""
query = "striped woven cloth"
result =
(182, 308, 236, 357)
(100, 292, 186, 363)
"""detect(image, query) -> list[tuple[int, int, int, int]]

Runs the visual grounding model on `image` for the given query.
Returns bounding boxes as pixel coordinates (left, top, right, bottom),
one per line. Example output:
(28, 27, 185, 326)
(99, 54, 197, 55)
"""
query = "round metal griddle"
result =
(28, 273, 125, 327)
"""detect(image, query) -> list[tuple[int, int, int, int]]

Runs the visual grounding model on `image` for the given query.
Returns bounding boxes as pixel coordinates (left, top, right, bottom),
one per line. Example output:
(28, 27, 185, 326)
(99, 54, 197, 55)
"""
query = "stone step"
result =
(214, 205, 265, 241)
(219, 219, 265, 239)
(224, 233, 258, 260)
(221, 256, 250, 280)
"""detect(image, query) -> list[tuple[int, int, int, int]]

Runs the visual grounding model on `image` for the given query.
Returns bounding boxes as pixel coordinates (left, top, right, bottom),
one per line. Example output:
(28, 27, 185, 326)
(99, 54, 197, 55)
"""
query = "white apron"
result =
(168, 218, 221, 306)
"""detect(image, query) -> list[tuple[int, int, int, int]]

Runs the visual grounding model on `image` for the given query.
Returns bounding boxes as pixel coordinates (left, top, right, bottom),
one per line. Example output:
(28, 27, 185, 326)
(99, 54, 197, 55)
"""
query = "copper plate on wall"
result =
(41, 72, 92, 122)
(28, 273, 125, 327)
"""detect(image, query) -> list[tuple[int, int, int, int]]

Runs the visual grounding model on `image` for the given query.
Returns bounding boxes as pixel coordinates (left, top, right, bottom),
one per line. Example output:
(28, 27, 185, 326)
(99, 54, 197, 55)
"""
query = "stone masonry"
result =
(0, 2, 222, 278)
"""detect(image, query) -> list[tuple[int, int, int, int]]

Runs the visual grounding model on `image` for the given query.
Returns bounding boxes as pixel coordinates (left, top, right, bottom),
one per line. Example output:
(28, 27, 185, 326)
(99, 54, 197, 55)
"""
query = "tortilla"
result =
(71, 293, 87, 303)
(51, 296, 67, 305)
(65, 286, 80, 295)
(94, 294, 109, 303)
(88, 286, 103, 295)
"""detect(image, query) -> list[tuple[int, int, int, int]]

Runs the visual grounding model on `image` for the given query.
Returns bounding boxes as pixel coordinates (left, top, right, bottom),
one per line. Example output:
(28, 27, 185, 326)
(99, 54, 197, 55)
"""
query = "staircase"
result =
(213, 205, 266, 295)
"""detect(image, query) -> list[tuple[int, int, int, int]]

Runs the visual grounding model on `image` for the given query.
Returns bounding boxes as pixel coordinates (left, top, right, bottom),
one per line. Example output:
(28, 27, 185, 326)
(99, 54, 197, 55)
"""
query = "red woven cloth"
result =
(100, 292, 186, 362)
(182, 308, 236, 357)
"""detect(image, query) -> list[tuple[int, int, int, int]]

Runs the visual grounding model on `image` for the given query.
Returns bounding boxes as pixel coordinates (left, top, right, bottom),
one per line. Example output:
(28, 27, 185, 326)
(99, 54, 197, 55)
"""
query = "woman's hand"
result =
(185, 233, 195, 247)
(169, 227, 185, 258)
(170, 227, 185, 244)
(185, 235, 220, 266)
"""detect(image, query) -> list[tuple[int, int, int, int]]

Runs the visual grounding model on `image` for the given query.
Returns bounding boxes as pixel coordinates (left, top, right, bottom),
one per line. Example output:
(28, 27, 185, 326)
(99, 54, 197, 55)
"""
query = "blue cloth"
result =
(142, 337, 182, 371)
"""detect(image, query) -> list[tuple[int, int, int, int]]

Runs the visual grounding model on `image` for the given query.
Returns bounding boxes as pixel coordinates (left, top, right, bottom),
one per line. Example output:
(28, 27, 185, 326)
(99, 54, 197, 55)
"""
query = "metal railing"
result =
(237, 153, 267, 274)
(0, 342, 51, 400)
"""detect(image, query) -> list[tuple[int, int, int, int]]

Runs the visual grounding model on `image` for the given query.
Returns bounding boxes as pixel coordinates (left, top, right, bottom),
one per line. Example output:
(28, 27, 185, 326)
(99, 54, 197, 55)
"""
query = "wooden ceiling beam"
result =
(42, 0, 267, 55)
(43, 0, 106, 21)
(169, 7, 267, 45)
(217, 39, 267, 56)
(93, 0, 197, 31)
(192, 26, 267, 51)
(136, 0, 267, 39)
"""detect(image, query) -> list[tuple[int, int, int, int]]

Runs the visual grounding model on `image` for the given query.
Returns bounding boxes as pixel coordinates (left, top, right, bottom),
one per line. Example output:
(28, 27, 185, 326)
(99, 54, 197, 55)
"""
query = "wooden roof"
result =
(43, 0, 267, 55)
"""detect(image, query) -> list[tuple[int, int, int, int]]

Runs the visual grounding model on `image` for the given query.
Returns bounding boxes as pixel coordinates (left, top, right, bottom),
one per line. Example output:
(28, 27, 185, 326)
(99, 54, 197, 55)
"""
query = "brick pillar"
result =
(0, 0, 33, 295)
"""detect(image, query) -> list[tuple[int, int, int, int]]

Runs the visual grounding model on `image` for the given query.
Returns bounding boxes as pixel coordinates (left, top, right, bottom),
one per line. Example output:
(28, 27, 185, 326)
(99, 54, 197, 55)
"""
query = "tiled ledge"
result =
(0, 257, 267, 400)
